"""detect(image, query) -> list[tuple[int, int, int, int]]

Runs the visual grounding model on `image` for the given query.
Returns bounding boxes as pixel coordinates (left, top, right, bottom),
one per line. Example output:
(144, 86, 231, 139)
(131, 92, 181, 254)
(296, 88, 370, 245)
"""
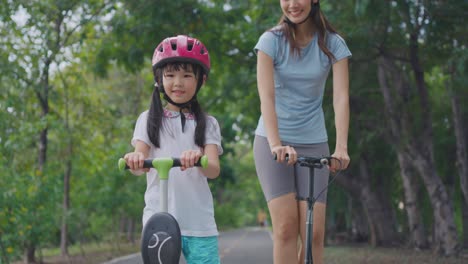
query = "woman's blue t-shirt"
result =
(254, 29, 351, 144)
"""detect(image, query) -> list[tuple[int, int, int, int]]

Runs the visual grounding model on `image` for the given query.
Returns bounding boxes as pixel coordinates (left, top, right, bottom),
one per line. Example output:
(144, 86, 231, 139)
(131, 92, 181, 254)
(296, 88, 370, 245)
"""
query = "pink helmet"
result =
(152, 35, 210, 74)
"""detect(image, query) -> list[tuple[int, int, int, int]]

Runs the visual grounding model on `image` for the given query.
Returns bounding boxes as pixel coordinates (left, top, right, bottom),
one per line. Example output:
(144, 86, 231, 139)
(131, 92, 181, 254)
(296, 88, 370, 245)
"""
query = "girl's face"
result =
(280, 0, 313, 24)
(162, 64, 199, 111)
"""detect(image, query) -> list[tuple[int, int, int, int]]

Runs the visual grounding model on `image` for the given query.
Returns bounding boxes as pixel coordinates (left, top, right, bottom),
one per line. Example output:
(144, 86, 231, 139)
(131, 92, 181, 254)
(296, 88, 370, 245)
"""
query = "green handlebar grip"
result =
(118, 158, 126, 171)
(200, 155, 208, 168)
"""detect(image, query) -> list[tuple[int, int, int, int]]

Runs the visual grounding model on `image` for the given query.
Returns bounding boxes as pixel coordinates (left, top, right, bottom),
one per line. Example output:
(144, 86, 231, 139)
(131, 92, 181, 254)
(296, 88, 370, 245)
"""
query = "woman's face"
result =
(280, 0, 313, 24)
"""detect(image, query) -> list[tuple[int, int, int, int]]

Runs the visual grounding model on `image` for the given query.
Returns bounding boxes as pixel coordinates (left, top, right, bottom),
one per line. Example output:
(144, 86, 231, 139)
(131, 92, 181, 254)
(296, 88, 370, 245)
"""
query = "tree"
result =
(371, 0, 461, 255)
(0, 0, 115, 261)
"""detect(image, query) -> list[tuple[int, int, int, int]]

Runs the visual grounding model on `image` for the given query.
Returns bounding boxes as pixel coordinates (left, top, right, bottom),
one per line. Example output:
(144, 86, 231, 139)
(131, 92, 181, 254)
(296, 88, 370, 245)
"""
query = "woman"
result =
(253, 1, 351, 263)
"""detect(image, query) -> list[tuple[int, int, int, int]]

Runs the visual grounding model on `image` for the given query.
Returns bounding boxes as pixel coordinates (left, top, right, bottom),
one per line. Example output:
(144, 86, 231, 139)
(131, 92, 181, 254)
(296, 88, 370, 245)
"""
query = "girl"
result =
(253, 1, 351, 263)
(123, 35, 222, 264)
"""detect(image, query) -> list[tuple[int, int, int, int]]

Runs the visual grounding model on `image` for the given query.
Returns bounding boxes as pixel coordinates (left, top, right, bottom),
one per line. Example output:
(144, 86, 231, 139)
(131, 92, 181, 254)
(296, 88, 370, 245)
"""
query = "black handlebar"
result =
(120, 158, 205, 170)
(273, 154, 331, 168)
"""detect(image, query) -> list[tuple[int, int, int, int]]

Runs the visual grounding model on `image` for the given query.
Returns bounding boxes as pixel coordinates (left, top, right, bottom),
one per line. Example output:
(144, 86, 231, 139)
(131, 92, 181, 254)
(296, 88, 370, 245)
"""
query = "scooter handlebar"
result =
(273, 154, 331, 167)
(118, 156, 208, 172)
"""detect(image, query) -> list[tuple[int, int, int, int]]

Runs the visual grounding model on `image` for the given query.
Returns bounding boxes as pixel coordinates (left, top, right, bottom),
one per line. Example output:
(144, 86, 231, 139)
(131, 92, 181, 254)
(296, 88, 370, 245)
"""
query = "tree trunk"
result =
(446, 65, 468, 209)
(60, 78, 73, 256)
(408, 30, 459, 255)
(377, 55, 459, 255)
(358, 157, 399, 246)
(397, 152, 428, 249)
(27, 63, 51, 263)
(351, 206, 369, 242)
(410, 150, 459, 255)
(462, 199, 468, 249)
(127, 218, 136, 244)
(335, 159, 399, 247)
(25, 244, 36, 264)
(60, 158, 71, 256)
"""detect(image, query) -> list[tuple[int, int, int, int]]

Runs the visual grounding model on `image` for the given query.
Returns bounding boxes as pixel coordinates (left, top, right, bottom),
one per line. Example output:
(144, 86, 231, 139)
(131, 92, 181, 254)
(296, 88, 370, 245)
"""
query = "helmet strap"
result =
(162, 91, 194, 132)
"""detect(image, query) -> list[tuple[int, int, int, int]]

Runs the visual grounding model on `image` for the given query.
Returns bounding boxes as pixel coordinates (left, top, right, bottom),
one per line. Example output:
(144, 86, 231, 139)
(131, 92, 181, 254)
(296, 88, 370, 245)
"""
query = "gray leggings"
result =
(253, 135, 330, 204)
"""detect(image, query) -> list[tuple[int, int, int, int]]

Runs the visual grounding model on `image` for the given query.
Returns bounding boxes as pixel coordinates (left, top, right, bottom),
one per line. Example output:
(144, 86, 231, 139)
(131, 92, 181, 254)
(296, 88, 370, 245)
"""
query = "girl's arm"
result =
(179, 145, 220, 179)
(256, 51, 296, 164)
(200, 144, 220, 179)
(124, 140, 151, 176)
(331, 58, 351, 172)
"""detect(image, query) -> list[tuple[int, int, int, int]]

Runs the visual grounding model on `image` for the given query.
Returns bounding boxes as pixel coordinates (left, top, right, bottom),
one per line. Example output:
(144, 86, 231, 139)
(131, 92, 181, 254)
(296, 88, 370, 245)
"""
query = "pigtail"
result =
(147, 68, 164, 148)
(191, 99, 207, 148)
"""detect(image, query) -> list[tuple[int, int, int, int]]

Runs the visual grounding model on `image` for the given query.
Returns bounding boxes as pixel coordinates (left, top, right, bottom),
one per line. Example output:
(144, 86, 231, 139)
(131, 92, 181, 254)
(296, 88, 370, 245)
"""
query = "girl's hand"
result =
(180, 150, 203, 171)
(271, 145, 297, 166)
(330, 149, 350, 173)
(124, 151, 150, 172)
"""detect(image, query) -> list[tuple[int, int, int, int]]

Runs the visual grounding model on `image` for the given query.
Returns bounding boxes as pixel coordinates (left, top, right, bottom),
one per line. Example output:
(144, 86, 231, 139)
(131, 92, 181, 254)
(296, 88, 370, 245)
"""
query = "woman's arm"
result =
(331, 58, 350, 171)
(257, 51, 279, 148)
(257, 51, 296, 164)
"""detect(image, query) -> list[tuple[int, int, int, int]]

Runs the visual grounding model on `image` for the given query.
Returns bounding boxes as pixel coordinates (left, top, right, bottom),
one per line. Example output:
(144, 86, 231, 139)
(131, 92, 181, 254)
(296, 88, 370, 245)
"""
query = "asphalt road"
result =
(102, 226, 273, 264)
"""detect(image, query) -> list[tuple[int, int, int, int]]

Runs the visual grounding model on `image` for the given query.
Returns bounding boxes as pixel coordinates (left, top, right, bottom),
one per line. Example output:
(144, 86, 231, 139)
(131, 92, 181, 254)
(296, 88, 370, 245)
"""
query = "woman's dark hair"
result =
(147, 62, 207, 148)
(273, 1, 337, 61)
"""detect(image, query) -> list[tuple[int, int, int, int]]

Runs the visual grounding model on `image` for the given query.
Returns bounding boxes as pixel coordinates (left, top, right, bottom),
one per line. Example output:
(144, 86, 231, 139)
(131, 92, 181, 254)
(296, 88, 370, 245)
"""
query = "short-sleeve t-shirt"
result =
(132, 109, 223, 237)
(254, 28, 351, 144)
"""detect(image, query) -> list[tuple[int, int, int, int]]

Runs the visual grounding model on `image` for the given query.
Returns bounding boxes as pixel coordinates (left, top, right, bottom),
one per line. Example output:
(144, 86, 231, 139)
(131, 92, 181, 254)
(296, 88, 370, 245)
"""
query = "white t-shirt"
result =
(132, 109, 223, 237)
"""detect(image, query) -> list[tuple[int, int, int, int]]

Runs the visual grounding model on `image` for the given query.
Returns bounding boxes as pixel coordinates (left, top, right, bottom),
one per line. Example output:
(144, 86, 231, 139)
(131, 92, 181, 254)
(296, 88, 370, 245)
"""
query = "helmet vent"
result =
(152, 35, 210, 73)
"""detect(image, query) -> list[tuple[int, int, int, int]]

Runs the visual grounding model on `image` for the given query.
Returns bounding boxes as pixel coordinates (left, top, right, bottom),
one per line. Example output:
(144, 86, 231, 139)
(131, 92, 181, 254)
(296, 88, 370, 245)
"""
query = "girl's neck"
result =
(165, 104, 189, 113)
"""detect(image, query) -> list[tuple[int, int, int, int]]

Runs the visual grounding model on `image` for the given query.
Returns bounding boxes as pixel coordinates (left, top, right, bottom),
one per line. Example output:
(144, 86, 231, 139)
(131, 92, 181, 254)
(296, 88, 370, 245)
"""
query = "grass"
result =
(324, 245, 468, 264)
(12, 241, 139, 264)
(10, 236, 468, 264)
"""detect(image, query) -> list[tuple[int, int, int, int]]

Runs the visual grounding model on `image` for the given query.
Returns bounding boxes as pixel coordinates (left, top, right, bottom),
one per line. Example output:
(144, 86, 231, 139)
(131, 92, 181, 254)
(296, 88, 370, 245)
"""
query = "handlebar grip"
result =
(118, 159, 154, 171)
(172, 156, 207, 168)
(273, 153, 293, 161)
(273, 154, 331, 167)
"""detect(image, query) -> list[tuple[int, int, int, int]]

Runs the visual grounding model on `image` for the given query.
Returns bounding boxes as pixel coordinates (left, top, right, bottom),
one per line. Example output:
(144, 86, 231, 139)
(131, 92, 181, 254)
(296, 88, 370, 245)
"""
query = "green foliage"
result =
(1, 0, 467, 261)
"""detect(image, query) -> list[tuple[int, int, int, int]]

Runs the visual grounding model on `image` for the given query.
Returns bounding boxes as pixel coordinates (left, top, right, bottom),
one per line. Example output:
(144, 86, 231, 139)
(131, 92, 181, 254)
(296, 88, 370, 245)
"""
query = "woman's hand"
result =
(330, 148, 350, 173)
(180, 150, 203, 171)
(271, 145, 297, 165)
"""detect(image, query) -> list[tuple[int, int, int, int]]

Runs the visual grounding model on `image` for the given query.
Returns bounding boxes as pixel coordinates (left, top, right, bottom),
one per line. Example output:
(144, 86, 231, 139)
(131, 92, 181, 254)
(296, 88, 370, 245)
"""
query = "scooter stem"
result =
(152, 158, 174, 180)
(151, 158, 173, 213)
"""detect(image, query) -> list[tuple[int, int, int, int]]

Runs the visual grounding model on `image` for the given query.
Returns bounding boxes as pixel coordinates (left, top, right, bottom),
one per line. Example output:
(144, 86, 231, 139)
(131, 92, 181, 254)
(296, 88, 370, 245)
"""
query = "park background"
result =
(0, 0, 467, 263)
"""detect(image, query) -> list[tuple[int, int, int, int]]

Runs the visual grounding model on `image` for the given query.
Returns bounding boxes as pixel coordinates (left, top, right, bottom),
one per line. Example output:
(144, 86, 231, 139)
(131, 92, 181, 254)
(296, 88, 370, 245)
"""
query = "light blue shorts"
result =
(182, 236, 220, 264)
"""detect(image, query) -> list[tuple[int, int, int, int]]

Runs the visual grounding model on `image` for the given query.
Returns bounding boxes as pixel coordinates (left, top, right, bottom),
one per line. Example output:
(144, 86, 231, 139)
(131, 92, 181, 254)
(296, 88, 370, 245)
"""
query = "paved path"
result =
(102, 227, 273, 264)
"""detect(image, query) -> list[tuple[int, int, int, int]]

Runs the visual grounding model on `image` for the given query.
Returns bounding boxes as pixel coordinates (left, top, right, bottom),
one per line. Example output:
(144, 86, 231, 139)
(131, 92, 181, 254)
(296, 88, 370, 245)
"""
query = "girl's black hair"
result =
(273, 1, 337, 61)
(147, 62, 207, 148)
